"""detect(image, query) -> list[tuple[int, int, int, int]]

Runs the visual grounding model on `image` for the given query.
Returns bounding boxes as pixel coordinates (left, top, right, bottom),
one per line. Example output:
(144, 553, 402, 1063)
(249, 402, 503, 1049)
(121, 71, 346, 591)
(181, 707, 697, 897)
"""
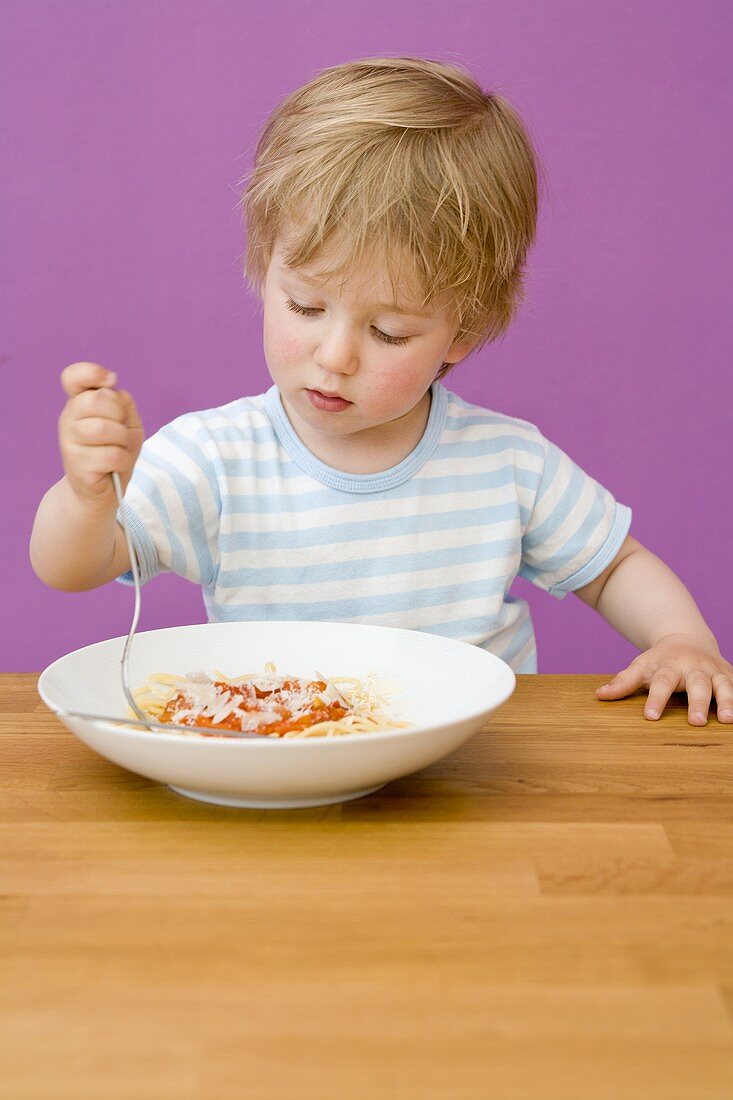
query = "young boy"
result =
(30, 56, 732, 725)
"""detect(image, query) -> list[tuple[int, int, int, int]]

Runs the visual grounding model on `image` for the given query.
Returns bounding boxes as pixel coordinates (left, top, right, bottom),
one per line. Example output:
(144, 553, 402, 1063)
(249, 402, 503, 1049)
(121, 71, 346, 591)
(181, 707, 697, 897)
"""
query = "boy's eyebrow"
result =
(281, 266, 433, 318)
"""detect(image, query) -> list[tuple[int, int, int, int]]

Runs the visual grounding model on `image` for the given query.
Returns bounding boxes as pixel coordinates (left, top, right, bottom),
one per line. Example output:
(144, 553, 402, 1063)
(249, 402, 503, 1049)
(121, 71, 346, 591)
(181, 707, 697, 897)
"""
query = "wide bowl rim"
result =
(37, 620, 517, 748)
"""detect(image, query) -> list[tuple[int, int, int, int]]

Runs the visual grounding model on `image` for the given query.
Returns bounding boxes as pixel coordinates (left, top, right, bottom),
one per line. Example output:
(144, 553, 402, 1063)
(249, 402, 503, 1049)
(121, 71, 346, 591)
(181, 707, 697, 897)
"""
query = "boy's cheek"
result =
(371, 360, 435, 404)
(263, 323, 301, 371)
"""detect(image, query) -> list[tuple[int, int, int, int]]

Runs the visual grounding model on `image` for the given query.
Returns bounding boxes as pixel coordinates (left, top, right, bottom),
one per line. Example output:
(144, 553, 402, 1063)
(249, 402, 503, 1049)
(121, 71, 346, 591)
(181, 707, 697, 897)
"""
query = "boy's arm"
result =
(573, 534, 733, 725)
(31, 362, 143, 592)
(30, 476, 132, 591)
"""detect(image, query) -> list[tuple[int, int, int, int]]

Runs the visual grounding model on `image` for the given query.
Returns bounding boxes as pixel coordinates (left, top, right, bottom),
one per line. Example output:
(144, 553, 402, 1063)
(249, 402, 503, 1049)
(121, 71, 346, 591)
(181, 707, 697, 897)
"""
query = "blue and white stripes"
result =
(116, 381, 632, 673)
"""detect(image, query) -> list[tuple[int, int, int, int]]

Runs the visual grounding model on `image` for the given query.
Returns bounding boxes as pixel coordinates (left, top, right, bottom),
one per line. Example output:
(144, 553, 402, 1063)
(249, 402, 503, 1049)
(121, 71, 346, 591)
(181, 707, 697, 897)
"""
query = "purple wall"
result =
(3, 1, 731, 673)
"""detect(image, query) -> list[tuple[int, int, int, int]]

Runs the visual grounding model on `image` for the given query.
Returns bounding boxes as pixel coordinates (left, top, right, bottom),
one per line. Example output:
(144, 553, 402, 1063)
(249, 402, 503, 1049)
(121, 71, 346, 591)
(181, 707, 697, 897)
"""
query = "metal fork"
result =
(51, 471, 265, 739)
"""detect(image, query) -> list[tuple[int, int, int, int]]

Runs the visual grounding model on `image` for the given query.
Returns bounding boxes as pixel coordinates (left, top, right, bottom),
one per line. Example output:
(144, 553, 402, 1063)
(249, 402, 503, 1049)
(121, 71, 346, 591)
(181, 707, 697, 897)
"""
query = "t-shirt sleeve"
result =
(113, 414, 221, 588)
(518, 432, 632, 599)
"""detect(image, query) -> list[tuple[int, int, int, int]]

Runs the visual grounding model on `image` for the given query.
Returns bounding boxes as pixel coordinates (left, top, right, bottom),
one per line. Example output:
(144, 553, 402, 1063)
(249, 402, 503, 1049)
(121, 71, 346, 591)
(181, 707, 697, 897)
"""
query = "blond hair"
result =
(237, 55, 544, 377)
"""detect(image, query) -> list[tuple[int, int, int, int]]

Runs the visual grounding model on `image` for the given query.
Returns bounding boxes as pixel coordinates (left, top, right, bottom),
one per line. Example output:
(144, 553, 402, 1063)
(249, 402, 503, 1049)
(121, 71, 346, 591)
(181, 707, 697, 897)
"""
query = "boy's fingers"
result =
(61, 362, 117, 398)
(69, 386, 127, 423)
(713, 673, 733, 723)
(685, 669, 712, 725)
(644, 667, 682, 720)
(642, 673, 677, 717)
(115, 389, 143, 432)
(596, 664, 644, 699)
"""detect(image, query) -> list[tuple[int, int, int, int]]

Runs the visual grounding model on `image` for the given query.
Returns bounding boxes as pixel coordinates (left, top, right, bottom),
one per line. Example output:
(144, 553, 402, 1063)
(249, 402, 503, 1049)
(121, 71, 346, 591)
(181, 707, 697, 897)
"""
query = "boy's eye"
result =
(284, 297, 410, 347)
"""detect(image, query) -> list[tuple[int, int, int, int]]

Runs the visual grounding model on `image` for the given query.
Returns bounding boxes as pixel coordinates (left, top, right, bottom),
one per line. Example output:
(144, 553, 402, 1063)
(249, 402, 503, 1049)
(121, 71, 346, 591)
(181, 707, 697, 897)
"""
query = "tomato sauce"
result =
(158, 678, 349, 737)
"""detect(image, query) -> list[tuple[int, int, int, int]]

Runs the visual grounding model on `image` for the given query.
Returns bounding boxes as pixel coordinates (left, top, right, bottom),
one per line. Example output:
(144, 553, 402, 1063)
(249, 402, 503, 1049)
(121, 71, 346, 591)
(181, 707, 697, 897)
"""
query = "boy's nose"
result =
(314, 327, 359, 375)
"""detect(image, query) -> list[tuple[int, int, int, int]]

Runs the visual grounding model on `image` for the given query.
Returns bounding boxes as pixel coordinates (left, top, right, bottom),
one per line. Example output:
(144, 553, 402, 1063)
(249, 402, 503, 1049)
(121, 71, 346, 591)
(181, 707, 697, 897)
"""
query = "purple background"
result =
(3, 0, 731, 673)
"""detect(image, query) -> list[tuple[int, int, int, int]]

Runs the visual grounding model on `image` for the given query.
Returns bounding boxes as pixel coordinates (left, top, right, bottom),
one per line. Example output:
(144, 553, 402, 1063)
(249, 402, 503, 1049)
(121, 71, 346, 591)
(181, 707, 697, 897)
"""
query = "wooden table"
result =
(1, 673, 732, 1099)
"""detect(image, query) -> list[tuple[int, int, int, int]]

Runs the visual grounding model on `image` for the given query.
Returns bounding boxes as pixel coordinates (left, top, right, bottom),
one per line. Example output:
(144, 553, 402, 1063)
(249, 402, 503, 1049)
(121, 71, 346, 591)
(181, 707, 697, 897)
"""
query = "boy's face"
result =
(261, 232, 475, 467)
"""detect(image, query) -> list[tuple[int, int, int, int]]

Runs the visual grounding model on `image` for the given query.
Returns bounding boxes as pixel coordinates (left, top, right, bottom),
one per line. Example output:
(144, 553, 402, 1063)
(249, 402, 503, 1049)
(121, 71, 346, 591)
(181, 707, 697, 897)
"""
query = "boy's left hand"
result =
(596, 633, 733, 725)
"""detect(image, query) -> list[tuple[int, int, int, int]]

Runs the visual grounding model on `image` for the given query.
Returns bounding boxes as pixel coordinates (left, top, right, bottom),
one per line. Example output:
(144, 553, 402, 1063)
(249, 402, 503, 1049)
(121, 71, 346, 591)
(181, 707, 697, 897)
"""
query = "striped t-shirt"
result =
(115, 381, 632, 673)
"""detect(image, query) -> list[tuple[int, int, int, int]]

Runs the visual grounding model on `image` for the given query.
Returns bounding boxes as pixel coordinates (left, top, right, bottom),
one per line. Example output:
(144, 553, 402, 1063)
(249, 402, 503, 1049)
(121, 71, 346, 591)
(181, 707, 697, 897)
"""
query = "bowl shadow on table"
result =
(46, 717, 521, 824)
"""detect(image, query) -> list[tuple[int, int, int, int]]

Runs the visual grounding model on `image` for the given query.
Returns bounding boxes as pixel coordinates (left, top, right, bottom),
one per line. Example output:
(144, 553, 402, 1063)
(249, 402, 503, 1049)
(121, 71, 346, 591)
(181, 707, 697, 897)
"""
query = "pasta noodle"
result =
(130, 661, 411, 739)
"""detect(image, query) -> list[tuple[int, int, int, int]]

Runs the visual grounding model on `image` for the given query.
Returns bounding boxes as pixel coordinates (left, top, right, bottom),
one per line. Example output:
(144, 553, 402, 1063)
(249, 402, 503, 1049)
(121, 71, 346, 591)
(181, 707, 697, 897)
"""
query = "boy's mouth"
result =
(305, 389, 353, 412)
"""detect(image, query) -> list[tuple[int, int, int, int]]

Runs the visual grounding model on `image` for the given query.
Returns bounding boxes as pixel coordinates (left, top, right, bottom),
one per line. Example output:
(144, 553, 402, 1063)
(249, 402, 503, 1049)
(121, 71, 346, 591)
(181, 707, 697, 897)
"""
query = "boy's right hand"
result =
(59, 362, 145, 510)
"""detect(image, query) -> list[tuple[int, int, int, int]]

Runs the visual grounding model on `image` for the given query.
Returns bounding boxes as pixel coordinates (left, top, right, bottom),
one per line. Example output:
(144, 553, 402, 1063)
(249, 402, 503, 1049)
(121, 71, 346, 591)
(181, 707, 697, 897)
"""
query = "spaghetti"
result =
(131, 662, 410, 739)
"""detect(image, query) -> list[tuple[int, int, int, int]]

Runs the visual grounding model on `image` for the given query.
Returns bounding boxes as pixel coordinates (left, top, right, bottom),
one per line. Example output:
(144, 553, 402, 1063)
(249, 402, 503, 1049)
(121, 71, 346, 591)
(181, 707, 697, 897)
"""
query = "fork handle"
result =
(110, 471, 150, 728)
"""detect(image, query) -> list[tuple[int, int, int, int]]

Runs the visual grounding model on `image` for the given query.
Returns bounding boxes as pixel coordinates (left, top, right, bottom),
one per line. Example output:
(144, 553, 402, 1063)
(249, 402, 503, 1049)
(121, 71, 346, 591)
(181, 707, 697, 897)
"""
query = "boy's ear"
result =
(445, 336, 479, 366)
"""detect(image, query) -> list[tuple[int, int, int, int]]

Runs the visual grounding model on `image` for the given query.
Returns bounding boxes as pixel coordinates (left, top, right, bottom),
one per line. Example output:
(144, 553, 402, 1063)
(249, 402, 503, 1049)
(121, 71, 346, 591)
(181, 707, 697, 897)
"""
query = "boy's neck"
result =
(279, 388, 433, 475)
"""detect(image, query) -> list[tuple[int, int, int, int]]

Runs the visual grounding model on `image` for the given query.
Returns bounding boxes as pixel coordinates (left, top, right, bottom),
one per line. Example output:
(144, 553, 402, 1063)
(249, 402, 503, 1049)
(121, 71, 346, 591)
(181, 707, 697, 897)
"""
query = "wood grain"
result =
(1, 673, 732, 1099)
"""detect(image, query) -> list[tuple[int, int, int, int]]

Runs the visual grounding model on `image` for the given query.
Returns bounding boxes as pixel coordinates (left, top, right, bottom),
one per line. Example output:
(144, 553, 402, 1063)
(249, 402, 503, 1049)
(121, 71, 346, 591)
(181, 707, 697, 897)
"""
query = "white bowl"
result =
(37, 620, 515, 809)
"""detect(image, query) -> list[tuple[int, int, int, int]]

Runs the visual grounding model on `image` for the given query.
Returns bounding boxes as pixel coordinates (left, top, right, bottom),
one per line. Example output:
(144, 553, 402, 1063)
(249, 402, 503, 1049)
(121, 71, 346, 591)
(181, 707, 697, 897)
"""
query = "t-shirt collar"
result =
(263, 381, 448, 493)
